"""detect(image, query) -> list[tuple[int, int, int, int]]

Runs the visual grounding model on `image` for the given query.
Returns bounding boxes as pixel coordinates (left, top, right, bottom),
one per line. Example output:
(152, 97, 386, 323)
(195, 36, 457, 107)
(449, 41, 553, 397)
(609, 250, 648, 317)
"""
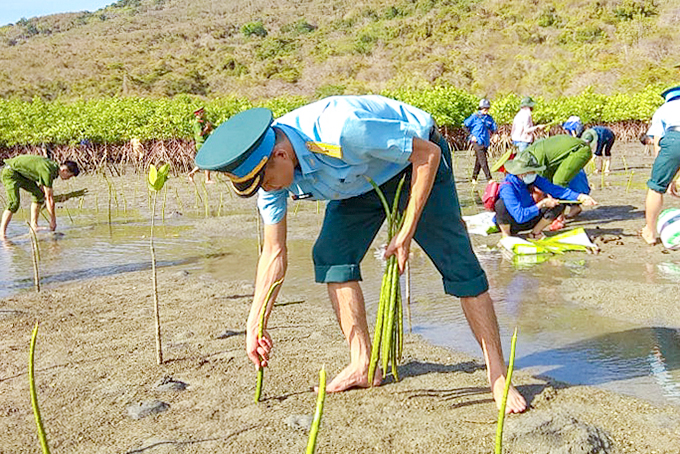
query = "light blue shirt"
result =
(257, 95, 435, 225)
(648, 98, 680, 138)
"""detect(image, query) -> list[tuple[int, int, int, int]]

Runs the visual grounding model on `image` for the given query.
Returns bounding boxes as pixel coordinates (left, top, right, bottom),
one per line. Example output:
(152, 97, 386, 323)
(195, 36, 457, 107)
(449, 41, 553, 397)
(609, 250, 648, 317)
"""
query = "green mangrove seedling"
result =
(306, 366, 327, 454)
(29, 322, 51, 454)
(255, 278, 284, 402)
(367, 175, 407, 383)
(27, 223, 41, 292)
(148, 163, 170, 365)
(495, 327, 518, 454)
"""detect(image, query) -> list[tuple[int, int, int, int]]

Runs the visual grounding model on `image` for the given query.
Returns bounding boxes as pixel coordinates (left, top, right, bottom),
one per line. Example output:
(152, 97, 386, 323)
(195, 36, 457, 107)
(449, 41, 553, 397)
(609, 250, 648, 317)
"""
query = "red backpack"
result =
(482, 181, 500, 211)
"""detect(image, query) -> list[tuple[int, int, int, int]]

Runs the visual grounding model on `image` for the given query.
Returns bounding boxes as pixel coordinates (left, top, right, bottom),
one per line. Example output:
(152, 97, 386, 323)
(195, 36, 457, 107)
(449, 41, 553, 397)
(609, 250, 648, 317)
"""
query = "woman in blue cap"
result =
(640, 85, 680, 245)
(196, 95, 527, 413)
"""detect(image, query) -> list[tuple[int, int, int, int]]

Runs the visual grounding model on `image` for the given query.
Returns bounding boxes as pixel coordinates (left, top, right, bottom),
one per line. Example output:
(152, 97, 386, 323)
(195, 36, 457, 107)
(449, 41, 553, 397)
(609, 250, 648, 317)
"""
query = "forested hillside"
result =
(0, 0, 677, 101)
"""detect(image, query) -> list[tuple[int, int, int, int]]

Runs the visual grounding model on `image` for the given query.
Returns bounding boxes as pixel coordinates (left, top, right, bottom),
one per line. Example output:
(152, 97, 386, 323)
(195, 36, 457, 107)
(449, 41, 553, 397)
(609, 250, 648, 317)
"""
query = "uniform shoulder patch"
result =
(306, 141, 343, 160)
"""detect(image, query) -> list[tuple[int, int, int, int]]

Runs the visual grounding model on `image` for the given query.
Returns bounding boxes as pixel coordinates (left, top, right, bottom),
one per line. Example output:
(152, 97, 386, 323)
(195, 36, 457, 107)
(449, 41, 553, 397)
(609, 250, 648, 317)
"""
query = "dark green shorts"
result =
(1, 166, 45, 213)
(312, 136, 489, 298)
(648, 131, 680, 194)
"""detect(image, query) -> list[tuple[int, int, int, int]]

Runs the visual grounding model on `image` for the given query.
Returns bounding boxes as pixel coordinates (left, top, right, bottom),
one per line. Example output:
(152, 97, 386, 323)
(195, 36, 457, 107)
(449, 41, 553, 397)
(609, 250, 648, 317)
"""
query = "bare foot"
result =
(640, 226, 658, 246)
(320, 364, 382, 393)
(492, 376, 527, 414)
(206, 179, 215, 184)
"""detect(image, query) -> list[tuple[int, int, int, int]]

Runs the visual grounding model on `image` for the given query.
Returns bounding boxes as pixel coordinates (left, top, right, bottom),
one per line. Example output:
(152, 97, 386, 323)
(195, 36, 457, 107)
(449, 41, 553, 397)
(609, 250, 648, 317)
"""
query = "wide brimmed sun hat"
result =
(504, 151, 546, 175)
(519, 96, 536, 108)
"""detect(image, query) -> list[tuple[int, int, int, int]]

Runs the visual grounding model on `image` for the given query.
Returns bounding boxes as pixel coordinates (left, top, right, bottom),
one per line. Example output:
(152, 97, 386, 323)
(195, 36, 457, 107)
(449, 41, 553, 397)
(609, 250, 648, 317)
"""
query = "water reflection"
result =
(516, 327, 680, 404)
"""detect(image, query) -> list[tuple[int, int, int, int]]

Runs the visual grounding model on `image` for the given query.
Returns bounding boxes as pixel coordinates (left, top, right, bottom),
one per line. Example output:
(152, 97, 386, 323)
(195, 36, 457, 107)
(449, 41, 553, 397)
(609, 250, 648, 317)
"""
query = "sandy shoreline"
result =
(1, 267, 679, 453)
(1, 146, 680, 452)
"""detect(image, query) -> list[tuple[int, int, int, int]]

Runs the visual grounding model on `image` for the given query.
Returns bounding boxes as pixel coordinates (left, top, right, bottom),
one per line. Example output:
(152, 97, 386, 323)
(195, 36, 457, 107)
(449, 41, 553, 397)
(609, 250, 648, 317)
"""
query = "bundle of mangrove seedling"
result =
(367, 176, 407, 383)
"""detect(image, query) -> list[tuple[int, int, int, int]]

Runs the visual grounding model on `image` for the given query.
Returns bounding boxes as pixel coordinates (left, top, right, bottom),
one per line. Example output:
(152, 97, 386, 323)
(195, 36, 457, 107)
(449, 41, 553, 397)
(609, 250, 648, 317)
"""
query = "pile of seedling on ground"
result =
(368, 176, 407, 383)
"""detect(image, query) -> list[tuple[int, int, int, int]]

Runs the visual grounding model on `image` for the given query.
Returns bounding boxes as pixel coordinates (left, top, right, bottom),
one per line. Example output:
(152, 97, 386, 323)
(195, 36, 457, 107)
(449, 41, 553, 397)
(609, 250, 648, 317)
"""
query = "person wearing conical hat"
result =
(196, 95, 527, 413)
(510, 96, 546, 152)
(495, 151, 597, 239)
(640, 85, 680, 245)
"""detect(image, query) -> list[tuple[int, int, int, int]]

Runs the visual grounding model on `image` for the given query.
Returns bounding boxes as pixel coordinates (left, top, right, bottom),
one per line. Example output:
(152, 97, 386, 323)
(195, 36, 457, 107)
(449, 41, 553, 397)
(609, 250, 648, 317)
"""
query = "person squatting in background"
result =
(464, 98, 497, 184)
(494, 152, 597, 239)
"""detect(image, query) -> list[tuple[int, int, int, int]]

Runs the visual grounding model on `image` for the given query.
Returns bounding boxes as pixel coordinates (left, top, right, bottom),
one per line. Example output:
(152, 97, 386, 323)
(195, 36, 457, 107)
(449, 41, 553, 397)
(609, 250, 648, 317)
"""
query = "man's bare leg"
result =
(641, 189, 663, 245)
(460, 291, 527, 413)
(325, 281, 381, 392)
(0, 210, 12, 239)
(30, 202, 41, 231)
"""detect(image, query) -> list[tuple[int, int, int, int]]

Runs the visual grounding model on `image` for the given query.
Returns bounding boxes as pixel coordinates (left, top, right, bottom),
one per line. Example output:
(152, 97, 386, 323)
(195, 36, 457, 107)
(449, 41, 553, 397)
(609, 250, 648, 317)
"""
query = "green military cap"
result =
(661, 85, 680, 103)
(504, 151, 546, 175)
(519, 96, 536, 108)
(195, 108, 275, 197)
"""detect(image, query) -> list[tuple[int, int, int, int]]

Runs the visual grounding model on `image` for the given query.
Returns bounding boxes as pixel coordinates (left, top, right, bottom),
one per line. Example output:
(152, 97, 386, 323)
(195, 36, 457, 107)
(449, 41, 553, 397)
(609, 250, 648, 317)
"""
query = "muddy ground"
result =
(1, 143, 680, 453)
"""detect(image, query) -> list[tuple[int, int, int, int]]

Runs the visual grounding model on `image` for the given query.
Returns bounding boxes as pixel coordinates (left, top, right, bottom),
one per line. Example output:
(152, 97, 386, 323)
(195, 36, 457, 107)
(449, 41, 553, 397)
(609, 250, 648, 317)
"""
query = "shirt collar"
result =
(273, 124, 319, 176)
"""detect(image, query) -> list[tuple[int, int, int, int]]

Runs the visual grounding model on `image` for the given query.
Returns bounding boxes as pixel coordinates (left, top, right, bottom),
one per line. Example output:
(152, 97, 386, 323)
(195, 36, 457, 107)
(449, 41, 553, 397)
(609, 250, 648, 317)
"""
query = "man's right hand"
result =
(246, 329, 273, 370)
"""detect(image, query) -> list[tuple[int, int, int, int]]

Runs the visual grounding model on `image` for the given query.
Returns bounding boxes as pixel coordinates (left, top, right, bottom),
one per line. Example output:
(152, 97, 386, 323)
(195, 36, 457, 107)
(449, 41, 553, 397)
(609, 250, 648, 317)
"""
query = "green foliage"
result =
(280, 19, 316, 35)
(222, 56, 249, 76)
(262, 58, 301, 83)
(255, 37, 297, 60)
(613, 0, 659, 20)
(148, 163, 170, 191)
(0, 88, 669, 148)
(241, 20, 267, 38)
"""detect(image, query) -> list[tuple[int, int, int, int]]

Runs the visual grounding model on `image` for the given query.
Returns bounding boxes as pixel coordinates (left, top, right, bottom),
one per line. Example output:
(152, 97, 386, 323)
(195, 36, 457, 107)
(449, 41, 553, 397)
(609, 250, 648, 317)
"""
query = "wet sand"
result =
(1, 145, 680, 453)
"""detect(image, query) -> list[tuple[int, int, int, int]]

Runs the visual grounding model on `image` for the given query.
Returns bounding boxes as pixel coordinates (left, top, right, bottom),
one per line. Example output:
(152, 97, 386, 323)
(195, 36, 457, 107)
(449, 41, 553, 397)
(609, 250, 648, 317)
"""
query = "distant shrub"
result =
(281, 19, 316, 35)
(255, 37, 297, 60)
(537, 6, 560, 27)
(262, 58, 301, 83)
(241, 20, 267, 38)
(222, 56, 248, 76)
(613, 0, 658, 20)
(112, 0, 141, 8)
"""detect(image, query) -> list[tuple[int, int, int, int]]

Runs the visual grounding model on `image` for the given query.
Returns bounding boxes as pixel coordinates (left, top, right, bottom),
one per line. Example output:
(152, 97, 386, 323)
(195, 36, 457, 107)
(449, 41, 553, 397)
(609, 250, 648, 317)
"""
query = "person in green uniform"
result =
(188, 108, 214, 183)
(1, 155, 79, 239)
(526, 134, 593, 187)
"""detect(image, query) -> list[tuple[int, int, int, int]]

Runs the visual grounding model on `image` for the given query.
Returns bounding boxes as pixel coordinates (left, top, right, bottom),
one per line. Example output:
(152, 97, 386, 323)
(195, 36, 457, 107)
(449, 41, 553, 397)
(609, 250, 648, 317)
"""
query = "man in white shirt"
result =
(511, 97, 545, 152)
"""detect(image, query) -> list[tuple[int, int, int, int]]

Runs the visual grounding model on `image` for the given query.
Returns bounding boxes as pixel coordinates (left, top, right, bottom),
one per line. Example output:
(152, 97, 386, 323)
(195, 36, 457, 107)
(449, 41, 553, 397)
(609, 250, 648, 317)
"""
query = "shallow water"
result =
(1, 205, 679, 408)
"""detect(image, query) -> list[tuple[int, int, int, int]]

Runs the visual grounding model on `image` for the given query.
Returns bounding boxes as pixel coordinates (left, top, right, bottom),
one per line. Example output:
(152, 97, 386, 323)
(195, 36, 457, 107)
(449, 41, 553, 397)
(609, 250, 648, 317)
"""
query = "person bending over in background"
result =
(464, 98, 497, 184)
(495, 152, 597, 239)
(640, 86, 680, 246)
(563, 117, 616, 175)
(523, 134, 593, 228)
(1, 155, 79, 239)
